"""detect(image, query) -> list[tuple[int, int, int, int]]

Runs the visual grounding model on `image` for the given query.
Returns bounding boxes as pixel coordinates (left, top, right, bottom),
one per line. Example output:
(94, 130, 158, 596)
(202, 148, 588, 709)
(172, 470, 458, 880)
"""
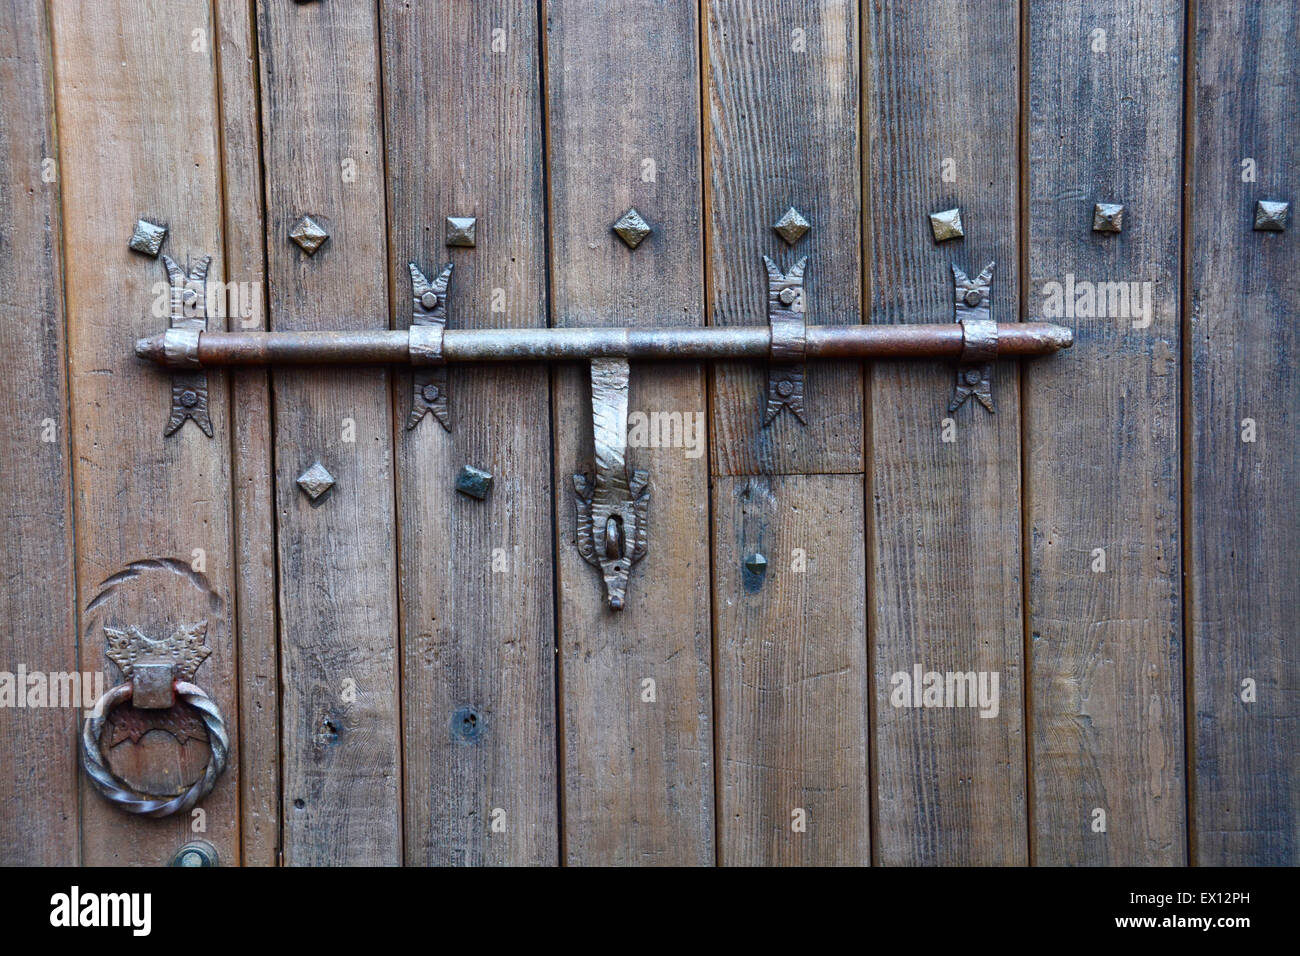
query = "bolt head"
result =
(1254, 199, 1290, 232)
(964, 288, 983, 307)
(455, 464, 493, 500)
(296, 460, 335, 501)
(446, 216, 477, 247)
(779, 287, 797, 306)
(776, 379, 795, 397)
(420, 291, 439, 310)
(773, 206, 811, 245)
(289, 215, 329, 255)
(1092, 202, 1124, 233)
(964, 368, 983, 385)
(179, 389, 199, 407)
(422, 383, 440, 403)
(128, 219, 168, 257)
(169, 841, 218, 867)
(612, 208, 652, 249)
(929, 207, 964, 243)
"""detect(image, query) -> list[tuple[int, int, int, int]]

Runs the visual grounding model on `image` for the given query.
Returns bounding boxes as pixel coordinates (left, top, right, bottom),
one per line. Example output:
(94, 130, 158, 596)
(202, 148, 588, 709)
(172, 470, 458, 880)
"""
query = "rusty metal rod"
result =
(136, 322, 1072, 369)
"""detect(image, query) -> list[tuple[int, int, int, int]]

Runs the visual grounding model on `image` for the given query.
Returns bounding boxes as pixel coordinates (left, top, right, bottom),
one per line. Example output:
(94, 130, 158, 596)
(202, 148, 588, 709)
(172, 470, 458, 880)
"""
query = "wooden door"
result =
(1, 0, 1294, 867)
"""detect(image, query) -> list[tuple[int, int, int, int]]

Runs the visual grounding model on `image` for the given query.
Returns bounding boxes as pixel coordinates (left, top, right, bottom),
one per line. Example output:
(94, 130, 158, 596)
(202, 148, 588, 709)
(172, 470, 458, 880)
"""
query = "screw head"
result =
(612, 208, 652, 249)
(772, 206, 811, 245)
(420, 290, 439, 310)
(179, 389, 199, 408)
(422, 383, 440, 403)
(1253, 199, 1290, 232)
(1092, 202, 1124, 233)
(929, 207, 964, 242)
(289, 215, 329, 255)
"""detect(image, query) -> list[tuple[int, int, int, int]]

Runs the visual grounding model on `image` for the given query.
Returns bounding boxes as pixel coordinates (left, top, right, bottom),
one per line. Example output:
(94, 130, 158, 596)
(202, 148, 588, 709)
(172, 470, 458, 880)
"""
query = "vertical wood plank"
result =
(380, 0, 558, 866)
(1188, 0, 1298, 866)
(546, 0, 715, 865)
(216, 0, 278, 868)
(1026, 0, 1185, 865)
(0, 0, 78, 865)
(713, 475, 868, 864)
(706, 0, 863, 477)
(866, 0, 1027, 865)
(257, 0, 401, 865)
(51, 0, 240, 865)
(705, 0, 870, 865)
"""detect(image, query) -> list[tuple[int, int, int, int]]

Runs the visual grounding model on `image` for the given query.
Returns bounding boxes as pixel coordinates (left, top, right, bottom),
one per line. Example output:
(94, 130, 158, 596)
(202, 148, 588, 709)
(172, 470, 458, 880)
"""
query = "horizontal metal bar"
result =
(136, 322, 1072, 369)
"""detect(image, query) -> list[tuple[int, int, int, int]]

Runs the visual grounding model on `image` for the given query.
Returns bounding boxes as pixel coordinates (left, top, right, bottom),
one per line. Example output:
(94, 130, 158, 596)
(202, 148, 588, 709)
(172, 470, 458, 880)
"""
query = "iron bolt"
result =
(179, 389, 198, 407)
(422, 383, 440, 403)
(420, 291, 439, 310)
(964, 288, 982, 307)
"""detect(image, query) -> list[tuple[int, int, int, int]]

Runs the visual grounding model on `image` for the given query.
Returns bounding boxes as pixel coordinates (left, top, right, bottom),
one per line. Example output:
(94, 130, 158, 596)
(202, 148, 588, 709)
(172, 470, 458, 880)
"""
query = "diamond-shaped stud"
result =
(446, 216, 477, 247)
(612, 208, 651, 249)
(296, 461, 335, 500)
(455, 465, 493, 500)
(289, 215, 329, 255)
(128, 219, 167, 257)
(1254, 200, 1290, 232)
(1092, 202, 1124, 233)
(929, 207, 964, 242)
(773, 207, 810, 245)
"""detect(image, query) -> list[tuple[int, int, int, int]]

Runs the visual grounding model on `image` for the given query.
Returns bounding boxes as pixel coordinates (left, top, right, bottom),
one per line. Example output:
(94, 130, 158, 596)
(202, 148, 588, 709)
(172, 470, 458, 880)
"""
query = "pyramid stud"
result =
(296, 461, 335, 500)
(446, 216, 477, 247)
(1092, 202, 1124, 233)
(612, 208, 651, 249)
(289, 215, 329, 255)
(772, 206, 810, 245)
(128, 219, 167, 257)
(1253, 200, 1290, 232)
(929, 207, 964, 242)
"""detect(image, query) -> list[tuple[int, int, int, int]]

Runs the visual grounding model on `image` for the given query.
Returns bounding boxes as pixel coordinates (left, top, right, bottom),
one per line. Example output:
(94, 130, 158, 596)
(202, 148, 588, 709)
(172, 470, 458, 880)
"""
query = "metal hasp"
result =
(407, 261, 454, 430)
(160, 255, 213, 436)
(763, 255, 807, 425)
(573, 358, 650, 610)
(949, 262, 997, 413)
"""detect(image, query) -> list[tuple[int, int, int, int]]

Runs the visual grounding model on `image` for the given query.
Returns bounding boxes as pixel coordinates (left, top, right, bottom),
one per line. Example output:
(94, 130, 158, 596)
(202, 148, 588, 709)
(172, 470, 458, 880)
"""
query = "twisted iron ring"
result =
(81, 681, 228, 817)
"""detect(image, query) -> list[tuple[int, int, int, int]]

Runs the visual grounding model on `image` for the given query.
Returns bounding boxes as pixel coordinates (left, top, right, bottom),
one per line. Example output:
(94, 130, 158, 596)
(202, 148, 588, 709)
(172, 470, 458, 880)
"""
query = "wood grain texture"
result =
(50, 0, 240, 865)
(1026, 0, 1185, 865)
(216, 0, 278, 868)
(1188, 0, 1298, 866)
(256, 0, 401, 865)
(0, 0, 78, 866)
(713, 475, 869, 864)
(866, 0, 1027, 865)
(706, 0, 862, 476)
(546, 0, 714, 865)
(380, 0, 558, 866)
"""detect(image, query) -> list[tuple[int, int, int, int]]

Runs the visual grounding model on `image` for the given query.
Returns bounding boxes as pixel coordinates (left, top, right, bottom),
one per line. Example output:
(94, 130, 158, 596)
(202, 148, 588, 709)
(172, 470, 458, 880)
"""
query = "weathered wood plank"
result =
(706, 0, 863, 477)
(215, 0, 277, 868)
(1188, 0, 1298, 866)
(546, 0, 714, 865)
(866, 0, 1027, 865)
(380, 0, 558, 866)
(256, 0, 401, 865)
(1026, 0, 1185, 865)
(705, 0, 870, 866)
(713, 475, 868, 864)
(0, 0, 78, 866)
(51, 0, 240, 865)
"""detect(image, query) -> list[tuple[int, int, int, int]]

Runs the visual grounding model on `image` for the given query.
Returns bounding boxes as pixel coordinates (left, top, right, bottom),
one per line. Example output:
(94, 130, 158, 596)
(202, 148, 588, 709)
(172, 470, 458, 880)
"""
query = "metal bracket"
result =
(949, 261, 997, 413)
(573, 358, 650, 610)
(161, 255, 213, 436)
(406, 261, 454, 431)
(763, 255, 808, 425)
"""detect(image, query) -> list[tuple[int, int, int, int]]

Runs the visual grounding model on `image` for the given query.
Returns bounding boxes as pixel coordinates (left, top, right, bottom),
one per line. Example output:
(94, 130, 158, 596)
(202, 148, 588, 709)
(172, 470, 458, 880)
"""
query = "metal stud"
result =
(1253, 200, 1290, 232)
(1092, 202, 1124, 233)
(446, 216, 477, 247)
(289, 215, 329, 255)
(128, 219, 168, 257)
(773, 206, 810, 245)
(296, 461, 335, 500)
(170, 841, 219, 867)
(455, 464, 493, 500)
(929, 207, 964, 242)
(612, 208, 651, 249)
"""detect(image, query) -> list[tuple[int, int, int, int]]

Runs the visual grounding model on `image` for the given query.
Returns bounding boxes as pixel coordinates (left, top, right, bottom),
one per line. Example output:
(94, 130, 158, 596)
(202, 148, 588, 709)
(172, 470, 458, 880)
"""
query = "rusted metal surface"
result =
(949, 262, 998, 412)
(406, 261, 453, 430)
(160, 255, 213, 436)
(764, 254, 807, 424)
(573, 358, 649, 610)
